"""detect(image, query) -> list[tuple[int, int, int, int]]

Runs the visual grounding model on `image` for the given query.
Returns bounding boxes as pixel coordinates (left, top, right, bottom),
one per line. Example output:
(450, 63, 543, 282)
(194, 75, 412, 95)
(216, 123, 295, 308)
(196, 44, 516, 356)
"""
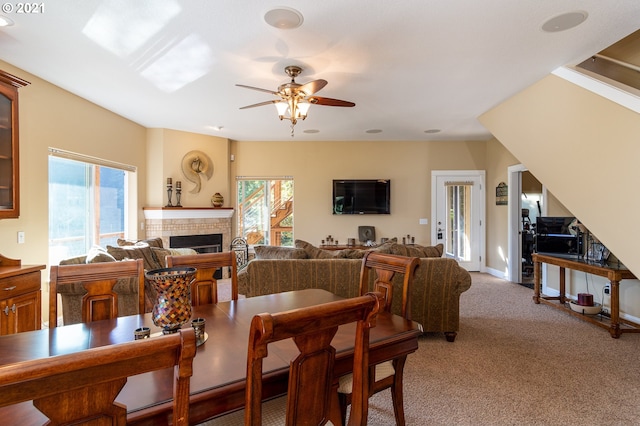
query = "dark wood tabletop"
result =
(0, 289, 421, 425)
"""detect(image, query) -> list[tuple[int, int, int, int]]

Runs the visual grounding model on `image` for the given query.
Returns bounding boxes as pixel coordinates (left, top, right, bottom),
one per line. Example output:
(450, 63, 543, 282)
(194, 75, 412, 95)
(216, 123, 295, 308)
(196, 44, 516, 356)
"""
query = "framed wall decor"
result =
(495, 182, 508, 205)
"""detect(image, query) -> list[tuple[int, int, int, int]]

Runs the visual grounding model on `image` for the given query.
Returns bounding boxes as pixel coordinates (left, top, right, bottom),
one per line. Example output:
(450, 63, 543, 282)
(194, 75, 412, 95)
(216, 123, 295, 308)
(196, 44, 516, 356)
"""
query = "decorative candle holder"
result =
(166, 178, 173, 207)
(145, 267, 195, 334)
(175, 181, 182, 207)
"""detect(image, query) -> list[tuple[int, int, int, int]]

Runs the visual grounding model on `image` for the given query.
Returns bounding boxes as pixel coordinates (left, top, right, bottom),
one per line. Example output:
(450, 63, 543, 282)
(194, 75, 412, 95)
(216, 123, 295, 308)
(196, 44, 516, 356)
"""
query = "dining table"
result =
(0, 288, 421, 425)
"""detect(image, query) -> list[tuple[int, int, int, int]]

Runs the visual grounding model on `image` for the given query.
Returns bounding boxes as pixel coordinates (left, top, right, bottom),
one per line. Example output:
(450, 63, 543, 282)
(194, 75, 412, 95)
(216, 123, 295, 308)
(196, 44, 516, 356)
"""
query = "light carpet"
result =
(215, 274, 640, 425)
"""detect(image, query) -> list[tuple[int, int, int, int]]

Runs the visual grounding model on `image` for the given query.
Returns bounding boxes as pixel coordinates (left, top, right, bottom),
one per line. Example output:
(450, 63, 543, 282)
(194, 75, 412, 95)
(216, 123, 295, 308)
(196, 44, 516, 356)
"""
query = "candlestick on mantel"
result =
(165, 177, 173, 207)
(175, 184, 182, 207)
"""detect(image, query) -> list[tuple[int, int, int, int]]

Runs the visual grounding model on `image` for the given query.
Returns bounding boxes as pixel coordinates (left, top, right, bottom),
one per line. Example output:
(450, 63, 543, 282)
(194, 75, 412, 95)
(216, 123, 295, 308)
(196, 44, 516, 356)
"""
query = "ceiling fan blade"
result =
(236, 84, 279, 96)
(308, 96, 355, 107)
(239, 100, 280, 109)
(298, 79, 328, 96)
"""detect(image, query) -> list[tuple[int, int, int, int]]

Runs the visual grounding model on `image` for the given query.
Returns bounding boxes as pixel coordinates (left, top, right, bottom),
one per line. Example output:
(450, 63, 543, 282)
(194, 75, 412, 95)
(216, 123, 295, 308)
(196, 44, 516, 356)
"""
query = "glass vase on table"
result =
(145, 267, 196, 334)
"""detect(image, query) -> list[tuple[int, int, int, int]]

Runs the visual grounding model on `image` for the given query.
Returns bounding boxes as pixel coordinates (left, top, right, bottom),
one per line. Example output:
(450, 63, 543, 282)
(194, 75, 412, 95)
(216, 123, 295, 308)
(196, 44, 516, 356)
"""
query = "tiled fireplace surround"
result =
(142, 208, 235, 254)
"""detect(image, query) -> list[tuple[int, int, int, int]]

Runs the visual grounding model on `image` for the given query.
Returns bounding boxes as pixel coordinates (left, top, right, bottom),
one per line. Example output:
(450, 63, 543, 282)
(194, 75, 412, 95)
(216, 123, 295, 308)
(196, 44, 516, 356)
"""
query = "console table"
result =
(532, 253, 638, 338)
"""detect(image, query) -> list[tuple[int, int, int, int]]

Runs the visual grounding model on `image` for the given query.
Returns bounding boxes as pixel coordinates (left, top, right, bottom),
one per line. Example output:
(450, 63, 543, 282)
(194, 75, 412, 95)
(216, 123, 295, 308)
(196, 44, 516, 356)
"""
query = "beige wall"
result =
(480, 73, 640, 277)
(145, 128, 230, 211)
(0, 60, 147, 269)
(483, 139, 519, 274)
(231, 140, 486, 246)
(481, 73, 640, 320)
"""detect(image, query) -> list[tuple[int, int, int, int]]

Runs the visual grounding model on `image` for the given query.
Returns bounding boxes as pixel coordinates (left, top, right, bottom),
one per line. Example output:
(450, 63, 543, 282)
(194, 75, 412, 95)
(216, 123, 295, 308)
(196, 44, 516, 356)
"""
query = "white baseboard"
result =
(484, 267, 507, 280)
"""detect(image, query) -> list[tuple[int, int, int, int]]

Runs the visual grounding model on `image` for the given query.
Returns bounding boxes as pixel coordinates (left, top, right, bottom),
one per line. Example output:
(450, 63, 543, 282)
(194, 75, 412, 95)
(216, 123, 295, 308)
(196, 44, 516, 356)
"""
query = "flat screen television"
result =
(535, 216, 582, 255)
(333, 179, 390, 215)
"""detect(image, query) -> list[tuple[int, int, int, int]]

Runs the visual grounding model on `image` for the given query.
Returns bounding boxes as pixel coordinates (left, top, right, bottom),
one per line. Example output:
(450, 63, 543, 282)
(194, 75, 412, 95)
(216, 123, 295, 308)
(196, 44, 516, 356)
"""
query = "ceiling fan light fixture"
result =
(297, 101, 311, 117)
(274, 101, 289, 118)
(237, 65, 354, 137)
(264, 7, 304, 30)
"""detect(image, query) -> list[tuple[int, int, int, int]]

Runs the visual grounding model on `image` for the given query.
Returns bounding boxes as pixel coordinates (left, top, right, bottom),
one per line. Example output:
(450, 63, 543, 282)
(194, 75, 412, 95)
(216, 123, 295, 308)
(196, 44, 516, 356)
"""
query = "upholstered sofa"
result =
(237, 240, 472, 341)
(56, 238, 196, 325)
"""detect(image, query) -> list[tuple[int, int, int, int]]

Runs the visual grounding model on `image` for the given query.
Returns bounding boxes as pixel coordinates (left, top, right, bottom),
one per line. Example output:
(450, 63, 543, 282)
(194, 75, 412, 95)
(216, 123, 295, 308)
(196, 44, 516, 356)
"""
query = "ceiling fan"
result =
(236, 65, 355, 136)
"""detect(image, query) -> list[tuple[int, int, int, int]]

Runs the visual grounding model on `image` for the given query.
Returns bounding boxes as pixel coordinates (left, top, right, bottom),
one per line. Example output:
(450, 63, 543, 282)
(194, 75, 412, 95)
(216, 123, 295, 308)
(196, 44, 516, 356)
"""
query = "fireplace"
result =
(143, 207, 234, 249)
(143, 207, 235, 279)
(170, 233, 223, 279)
(170, 233, 222, 254)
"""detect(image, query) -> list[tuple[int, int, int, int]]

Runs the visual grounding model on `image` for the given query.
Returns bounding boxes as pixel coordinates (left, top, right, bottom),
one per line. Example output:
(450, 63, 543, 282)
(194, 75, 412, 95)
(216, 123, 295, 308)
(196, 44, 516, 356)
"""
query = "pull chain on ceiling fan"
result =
(236, 65, 355, 137)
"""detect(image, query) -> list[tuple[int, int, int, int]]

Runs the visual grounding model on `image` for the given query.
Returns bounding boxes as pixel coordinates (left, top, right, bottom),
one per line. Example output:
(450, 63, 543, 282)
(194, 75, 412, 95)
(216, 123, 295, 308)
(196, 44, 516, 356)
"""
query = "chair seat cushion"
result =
(337, 360, 395, 394)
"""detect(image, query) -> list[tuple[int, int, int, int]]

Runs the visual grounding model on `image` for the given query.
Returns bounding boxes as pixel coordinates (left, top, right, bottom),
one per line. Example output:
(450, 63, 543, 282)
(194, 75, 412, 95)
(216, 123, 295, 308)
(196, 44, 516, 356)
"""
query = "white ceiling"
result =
(0, 1, 638, 141)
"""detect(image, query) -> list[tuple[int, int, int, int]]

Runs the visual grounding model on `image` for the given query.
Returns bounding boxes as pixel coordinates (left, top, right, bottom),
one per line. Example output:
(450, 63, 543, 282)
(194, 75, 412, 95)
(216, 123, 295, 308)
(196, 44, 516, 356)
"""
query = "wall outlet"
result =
(604, 284, 611, 295)
(17, 231, 25, 244)
(419, 218, 428, 225)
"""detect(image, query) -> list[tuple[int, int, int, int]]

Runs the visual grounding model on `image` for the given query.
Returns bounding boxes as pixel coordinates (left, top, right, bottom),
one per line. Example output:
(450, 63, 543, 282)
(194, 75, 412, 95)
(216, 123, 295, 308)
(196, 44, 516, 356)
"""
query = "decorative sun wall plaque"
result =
(181, 150, 213, 193)
(495, 182, 508, 205)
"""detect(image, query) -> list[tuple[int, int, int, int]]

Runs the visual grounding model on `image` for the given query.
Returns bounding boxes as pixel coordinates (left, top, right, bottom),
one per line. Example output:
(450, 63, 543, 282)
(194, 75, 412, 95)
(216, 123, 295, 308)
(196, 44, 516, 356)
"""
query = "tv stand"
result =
(532, 253, 638, 338)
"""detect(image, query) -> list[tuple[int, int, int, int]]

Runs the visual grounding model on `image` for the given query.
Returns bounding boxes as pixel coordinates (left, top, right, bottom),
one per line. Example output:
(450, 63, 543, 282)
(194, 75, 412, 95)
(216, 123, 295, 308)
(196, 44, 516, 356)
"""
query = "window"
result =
(446, 183, 471, 262)
(236, 178, 293, 246)
(48, 149, 135, 265)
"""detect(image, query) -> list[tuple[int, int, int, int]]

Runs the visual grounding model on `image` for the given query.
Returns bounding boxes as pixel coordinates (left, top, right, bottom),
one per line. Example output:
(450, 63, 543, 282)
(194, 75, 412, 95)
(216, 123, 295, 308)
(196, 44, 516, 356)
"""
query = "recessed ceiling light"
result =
(303, 129, 320, 134)
(0, 16, 14, 27)
(424, 129, 441, 134)
(366, 129, 383, 134)
(264, 7, 304, 30)
(541, 11, 588, 33)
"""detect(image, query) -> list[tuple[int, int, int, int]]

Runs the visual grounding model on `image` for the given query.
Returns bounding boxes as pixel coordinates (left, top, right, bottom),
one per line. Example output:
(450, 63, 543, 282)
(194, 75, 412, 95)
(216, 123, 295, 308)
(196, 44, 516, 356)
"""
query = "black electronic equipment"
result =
(332, 179, 391, 215)
(535, 216, 582, 256)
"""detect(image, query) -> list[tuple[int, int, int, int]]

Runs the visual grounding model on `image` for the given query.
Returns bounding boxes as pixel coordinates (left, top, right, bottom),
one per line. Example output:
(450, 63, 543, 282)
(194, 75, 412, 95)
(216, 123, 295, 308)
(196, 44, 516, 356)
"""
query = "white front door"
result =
(432, 171, 485, 272)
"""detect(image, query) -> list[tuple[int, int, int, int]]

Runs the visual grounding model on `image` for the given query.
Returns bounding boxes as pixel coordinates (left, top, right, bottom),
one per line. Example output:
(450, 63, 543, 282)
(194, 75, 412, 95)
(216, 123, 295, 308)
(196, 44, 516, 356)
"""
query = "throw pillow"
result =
(373, 240, 396, 254)
(117, 237, 164, 248)
(254, 245, 308, 259)
(85, 245, 116, 263)
(387, 243, 444, 258)
(150, 247, 172, 267)
(107, 245, 162, 270)
(335, 249, 370, 259)
(294, 240, 337, 259)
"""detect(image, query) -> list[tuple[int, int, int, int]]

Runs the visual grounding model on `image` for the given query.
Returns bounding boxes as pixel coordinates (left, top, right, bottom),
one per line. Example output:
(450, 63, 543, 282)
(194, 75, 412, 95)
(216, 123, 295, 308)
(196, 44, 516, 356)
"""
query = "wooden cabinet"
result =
(0, 70, 30, 219)
(0, 254, 44, 335)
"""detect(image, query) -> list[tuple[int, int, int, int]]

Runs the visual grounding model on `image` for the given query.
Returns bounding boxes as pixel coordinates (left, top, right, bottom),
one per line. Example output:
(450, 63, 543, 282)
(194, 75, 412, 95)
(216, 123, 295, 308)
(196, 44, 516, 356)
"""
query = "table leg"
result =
(609, 280, 621, 338)
(533, 260, 541, 304)
(559, 267, 566, 304)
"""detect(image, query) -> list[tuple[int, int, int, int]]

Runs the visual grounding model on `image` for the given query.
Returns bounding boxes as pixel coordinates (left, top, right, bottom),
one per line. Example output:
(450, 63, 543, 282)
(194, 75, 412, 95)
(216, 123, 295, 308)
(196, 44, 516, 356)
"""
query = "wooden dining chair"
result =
(338, 251, 420, 426)
(0, 327, 197, 425)
(49, 259, 145, 328)
(246, 292, 382, 426)
(166, 251, 238, 305)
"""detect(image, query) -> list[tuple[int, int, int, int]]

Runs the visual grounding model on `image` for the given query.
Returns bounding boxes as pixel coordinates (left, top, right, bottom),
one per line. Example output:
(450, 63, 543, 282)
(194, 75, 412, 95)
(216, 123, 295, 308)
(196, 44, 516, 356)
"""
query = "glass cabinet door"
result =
(0, 89, 15, 213)
(0, 71, 29, 219)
